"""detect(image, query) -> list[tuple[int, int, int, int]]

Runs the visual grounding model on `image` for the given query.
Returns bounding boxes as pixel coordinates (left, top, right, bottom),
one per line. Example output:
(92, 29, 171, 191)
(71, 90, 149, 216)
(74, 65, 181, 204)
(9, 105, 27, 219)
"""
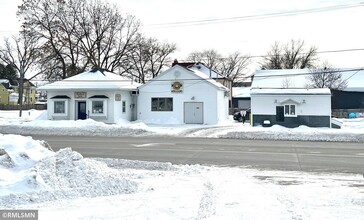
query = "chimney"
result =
(172, 59, 179, 67)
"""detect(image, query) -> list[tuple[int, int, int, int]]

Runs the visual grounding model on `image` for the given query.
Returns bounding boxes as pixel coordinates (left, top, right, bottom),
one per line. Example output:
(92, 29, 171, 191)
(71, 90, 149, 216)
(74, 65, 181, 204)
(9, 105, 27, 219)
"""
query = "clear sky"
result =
(1, 0, 363, 73)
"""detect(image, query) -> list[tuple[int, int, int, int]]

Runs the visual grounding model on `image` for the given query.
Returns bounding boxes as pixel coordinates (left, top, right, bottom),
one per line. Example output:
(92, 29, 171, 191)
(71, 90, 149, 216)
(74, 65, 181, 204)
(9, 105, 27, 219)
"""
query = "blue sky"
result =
(1, 0, 363, 72)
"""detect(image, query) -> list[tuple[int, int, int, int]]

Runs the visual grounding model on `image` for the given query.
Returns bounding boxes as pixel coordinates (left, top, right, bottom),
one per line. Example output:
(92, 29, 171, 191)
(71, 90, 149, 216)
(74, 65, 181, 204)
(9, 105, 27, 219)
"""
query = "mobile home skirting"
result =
(252, 114, 331, 128)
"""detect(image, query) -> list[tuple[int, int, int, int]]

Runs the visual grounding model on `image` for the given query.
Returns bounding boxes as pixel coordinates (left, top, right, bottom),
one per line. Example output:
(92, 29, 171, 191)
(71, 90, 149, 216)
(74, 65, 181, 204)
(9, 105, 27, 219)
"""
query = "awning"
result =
(51, 95, 70, 99)
(88, 95, 109, 99)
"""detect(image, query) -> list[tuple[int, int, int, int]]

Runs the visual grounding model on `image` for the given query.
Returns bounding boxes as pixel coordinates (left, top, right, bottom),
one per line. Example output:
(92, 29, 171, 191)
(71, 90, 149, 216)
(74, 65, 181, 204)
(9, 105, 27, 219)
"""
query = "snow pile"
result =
(336, 118, 364, 129)
(222, 125, 364, 142)
(0, 135, 137, 208)
(1, 110, 364, 142)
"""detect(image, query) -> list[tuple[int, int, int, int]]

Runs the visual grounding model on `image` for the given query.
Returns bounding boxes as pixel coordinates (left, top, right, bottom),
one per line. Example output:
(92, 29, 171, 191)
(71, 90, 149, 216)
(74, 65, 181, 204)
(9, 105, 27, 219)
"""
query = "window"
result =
(122, 101, 126, 113)
(284, 104, 296, 116)
(92, 101, 104, 114)
(151, 98, 173, 111)
(54, 101, 66, 114)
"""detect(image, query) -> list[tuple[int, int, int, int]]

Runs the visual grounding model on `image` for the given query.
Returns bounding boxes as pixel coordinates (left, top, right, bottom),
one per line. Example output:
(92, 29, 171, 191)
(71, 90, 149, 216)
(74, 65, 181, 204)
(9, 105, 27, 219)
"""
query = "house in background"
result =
(38, 68, 140, 123)
(251, 68, 364, 122)
(232, 87, 251, 111)
(250, 69, 333, 127)
(10, 78, 37, 105)
(251, 88, 331, 128)
(172, 60, 233, 107)
(137, 64, 229, 124)
(0, 80, 11, 104)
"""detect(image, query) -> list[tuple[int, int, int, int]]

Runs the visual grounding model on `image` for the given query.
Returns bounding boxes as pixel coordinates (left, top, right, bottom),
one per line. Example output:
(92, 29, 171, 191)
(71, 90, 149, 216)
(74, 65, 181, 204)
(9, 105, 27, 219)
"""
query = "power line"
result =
(252, 67, 364, 79)
(177, 47, 364, 63)
(146, 2, 364, 28)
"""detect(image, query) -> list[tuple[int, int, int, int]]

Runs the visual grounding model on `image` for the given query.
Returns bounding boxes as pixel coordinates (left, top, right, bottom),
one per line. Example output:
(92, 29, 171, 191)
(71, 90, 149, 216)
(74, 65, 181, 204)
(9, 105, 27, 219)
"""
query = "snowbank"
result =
(1, 110, 364, 142)
(0, 134, 363, 219)
(0, 134, 137, 208)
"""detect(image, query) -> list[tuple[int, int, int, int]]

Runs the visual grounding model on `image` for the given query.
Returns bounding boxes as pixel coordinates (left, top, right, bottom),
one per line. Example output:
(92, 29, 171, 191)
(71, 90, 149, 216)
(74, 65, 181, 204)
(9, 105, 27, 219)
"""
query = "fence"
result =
(0, 104, 47, 111)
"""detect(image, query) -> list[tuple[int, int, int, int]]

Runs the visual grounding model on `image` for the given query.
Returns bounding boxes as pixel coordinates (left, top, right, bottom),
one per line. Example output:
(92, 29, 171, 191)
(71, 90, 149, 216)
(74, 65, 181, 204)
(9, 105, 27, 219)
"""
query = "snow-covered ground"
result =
(1, 110, 364, 142)
(1, 134, 363, 220)
(1, 110, 364, 219)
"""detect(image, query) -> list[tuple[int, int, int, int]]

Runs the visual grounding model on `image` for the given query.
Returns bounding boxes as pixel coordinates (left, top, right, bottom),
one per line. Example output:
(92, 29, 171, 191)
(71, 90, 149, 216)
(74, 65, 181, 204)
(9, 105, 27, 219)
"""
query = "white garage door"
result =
(184, 102, 203, 124)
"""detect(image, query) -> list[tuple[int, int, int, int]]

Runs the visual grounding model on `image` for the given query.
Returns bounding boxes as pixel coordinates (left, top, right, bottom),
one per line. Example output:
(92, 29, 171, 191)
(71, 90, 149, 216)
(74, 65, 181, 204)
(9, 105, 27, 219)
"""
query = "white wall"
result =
(251, 94, 331, 116)
(47, 90, 134, 123)
(138, 66, 227, 124)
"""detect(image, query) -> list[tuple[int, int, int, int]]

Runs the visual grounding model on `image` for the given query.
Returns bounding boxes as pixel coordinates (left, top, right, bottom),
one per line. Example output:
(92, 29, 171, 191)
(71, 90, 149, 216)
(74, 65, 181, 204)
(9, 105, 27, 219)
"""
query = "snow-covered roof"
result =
(189, 68, 229, 91)
(188, 63, 225, 79)
(139, 65, 228, 91)
(251, 68, 364, 92)
(250, 88, 331, 95)
(232, 87, 251, 98)
(38, 69, 141, 91)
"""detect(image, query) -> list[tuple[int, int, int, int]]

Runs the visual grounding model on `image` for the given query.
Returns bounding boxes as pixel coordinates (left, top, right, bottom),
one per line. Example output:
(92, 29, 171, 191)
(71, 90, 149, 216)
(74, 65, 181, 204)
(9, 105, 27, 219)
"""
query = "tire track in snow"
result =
(196, 181, 216, 219)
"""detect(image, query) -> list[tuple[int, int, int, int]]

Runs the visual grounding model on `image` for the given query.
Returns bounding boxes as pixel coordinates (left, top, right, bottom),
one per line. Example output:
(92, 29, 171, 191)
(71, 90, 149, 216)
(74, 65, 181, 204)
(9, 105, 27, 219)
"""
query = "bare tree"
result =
(187, 49, 222, 71)
(281, 77, 295, 88)
(126, 36, 176, 83)
(0, 32, 38, 117)
(17, 0, 141, 79)
(18, 0, 84, 79)
(218, 51, 250, 86)
(76, 0, 140, 72)
(307, 62, 347, 90)
(260, 40, 318, 69)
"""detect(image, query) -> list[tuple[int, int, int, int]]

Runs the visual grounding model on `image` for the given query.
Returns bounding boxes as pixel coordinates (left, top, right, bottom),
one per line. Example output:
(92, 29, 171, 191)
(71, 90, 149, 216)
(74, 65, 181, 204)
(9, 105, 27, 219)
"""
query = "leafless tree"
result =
(76, 0, 140, 72)
(307, 62, 347, 90)
(126, 36, 176, 83)
(218, 51, 250, 86)
(187, 49, 222, 71)
(0, 32, 38, 116)
(17, 0, 141, 79)
(260, 40, 318, 69)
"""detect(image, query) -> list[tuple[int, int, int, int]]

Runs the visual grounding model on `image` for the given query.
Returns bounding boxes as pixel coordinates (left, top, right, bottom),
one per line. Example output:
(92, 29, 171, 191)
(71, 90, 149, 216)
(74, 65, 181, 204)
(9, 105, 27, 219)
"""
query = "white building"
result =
(38, 68, 140, 123)
(137, 64, 229, 124)
(251, 88, 331, 128)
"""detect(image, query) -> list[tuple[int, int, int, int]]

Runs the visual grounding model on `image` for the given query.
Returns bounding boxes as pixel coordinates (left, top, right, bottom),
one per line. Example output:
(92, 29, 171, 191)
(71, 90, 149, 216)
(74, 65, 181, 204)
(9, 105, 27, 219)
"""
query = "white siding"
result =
(251, 94, 331, 116)
(47, 90, 134, 123)
(138, 66, 227, 125)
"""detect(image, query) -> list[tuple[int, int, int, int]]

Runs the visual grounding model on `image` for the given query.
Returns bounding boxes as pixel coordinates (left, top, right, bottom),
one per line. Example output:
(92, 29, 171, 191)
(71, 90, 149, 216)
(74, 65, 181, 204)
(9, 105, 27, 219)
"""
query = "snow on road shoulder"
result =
(0, 134, 137, 208)
(0, 134, 363, 219)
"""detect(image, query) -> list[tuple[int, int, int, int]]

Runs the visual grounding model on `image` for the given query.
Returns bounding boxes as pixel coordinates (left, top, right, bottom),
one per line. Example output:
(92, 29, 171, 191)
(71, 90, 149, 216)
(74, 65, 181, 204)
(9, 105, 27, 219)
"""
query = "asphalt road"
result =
(31, 135, 364, 174)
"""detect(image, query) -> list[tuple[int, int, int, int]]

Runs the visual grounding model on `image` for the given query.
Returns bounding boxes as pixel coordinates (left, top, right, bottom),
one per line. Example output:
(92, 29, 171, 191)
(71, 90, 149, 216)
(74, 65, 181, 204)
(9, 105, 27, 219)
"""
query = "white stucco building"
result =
(137, 64, 229, 124)
(38, 68, 140, 123)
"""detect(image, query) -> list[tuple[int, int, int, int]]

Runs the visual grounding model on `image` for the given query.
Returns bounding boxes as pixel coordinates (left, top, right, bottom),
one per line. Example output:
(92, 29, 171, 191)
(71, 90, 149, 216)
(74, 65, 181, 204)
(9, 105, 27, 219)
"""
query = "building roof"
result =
(251, 68, 364, 92)
(139, 65, 228, 91)
(38, 68, 141, 91)
(232, 87, 251, 98)
(250, 88, 331, 95)
(172, 60, 227, 79)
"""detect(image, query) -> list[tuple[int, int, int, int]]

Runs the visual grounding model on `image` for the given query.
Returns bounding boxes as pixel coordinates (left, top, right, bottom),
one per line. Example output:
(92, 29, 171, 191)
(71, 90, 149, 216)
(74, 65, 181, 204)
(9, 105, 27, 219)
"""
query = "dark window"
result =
(122, 101, 126, 113)
(151, 98, 173, 111)
(284, 104, 296, 115)
(54, 101, 65, 114)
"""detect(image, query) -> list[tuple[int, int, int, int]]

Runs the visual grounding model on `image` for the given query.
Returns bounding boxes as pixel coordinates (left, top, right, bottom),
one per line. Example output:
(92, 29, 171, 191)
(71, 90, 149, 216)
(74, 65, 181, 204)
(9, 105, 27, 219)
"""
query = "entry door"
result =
(78, 101, 87, 120)
(276, 106, 284, 122)
(184, 102, 203, 124)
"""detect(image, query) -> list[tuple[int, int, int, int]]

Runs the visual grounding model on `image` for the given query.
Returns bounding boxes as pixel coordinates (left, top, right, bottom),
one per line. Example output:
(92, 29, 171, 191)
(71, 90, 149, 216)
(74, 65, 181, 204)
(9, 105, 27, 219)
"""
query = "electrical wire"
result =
(146, 2, 364, 28)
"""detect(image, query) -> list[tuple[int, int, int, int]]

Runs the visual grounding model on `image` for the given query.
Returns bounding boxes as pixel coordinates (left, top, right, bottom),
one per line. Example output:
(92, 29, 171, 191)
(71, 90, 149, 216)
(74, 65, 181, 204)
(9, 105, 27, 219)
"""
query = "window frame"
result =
(53, 100, 68, 115)
(90, 99, 107, 116)
(151, 97, 173, 112)
(284, 104, 297, 117)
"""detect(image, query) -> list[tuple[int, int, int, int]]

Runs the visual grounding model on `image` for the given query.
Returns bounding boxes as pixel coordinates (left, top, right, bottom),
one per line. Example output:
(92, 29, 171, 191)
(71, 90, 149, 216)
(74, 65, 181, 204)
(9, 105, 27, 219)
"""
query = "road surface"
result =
(31, 135, 364, 173)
